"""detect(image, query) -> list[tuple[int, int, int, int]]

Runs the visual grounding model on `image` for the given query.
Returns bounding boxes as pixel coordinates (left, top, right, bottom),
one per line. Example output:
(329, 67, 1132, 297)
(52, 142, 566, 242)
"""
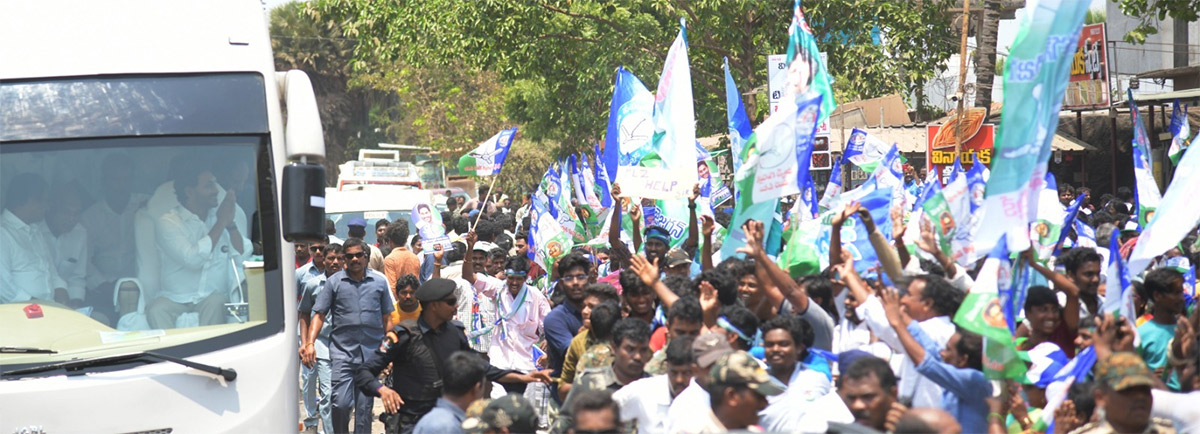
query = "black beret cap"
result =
(415, 278, 457, 302)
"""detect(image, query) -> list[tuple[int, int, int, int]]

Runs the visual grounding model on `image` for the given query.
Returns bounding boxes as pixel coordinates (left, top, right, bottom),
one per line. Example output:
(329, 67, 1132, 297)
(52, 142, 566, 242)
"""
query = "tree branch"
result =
(536, 33, 602, 44)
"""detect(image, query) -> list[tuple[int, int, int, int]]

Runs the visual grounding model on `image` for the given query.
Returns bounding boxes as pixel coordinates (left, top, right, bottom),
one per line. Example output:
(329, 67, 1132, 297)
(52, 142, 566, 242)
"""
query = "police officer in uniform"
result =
(355, 278, 553, 434)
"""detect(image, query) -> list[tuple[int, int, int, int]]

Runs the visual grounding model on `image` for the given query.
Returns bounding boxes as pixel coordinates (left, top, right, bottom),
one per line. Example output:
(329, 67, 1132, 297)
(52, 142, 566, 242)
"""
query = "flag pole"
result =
(470, 175, 500, 230)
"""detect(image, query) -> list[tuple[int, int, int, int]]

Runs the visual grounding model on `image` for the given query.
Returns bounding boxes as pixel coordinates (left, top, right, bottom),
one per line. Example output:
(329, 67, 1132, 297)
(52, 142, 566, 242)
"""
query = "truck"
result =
(0, 0, 327, 431)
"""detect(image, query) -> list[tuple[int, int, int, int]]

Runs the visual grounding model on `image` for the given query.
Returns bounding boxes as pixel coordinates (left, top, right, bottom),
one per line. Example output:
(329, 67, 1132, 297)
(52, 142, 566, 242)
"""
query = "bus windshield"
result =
(0, 136, 281, 369)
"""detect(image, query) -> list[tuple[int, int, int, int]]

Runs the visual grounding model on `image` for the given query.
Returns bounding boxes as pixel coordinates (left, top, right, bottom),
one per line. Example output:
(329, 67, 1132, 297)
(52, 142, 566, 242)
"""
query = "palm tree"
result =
(974, 0, 1002, 113)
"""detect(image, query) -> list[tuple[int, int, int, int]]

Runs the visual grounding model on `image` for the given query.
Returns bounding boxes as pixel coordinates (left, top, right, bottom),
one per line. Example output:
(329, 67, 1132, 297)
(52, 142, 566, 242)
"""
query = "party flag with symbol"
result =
(1168, 100, 1190, 165)
(842, 128, 892, 174)
(530, 191, 574, 272)
(1128, 126, 1200, 275)
(1053, 192, 1088, 256)
(814, 186, 893, 277)
(1043, 346, 1098, 434)
(973, 0, 1089, 254)
(966, 153, 988, 213)
(1029, 173, 1067, 262)
(1132, 141, 1161, 229)
(617, 18, 697, 200)
(955, 234, 1029, 379)
(603, 67, 654, 178)
(457, 127, 518, 177)
(785, 0, 836, 125)
(817, 157, 843, 211)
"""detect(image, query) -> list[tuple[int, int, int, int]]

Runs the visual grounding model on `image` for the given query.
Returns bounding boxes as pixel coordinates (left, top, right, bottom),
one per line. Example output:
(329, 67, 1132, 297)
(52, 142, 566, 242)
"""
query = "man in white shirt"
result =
(672, 351, 785, 433)
(665, 333, 733, 432)
(0, 173, 68, 304)
(148, 164, 249, 328)
(614, 335, 696, 433)
(38, 183, 89, 306)
(463, 231, 551, 394)
(758, 315, 833, 431)
(850, 272, 960, 409)
(433, 241, 496, 353)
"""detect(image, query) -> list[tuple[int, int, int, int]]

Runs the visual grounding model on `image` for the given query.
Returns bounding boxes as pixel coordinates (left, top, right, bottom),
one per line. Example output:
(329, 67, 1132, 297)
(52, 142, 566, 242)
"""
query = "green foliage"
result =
(350, 60, 509, 158)
(271, 2, 386, 182)
(309, 0, 961, 158)
(1084, 8, 1106, 25)
(1118, 0, 1199, 44)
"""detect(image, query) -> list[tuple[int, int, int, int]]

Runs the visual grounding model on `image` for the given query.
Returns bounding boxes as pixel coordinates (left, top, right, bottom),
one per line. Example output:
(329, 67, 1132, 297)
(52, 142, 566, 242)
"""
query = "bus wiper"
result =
(0, 346, 57, 354)
(2, 351, 236, 381)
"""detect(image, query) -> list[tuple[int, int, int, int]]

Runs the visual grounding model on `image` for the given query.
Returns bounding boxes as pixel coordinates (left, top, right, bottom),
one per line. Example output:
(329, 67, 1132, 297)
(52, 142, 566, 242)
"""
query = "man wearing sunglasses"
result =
(357, 278, 552, 433)
(306, 238, 395, 434)
(296, 237, 327, 294)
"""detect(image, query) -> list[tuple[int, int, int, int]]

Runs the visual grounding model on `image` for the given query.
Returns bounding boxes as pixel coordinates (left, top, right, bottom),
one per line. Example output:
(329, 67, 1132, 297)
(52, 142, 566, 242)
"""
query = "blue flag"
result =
(593, 144, 613, 208)
(1168, 99, 1190, 165)
(915, 174, 942, 211)
(802, 170, 818, 219)
(543, 164, 564, 219)
(994, 234, 1030, 336)
(966, 153, 987, 213)
(603, 66, 654, 180)
(1044, 347, 1098, 434)
(818, 186, 893, 276)
(1054, 192, 1088, 256)
(457, 127, 518, 177)
(1103, 229, 1135, 321)
(723, 57, 753, 173)
(1184, 266, 1196, 309)
(817, 157, 843, 211)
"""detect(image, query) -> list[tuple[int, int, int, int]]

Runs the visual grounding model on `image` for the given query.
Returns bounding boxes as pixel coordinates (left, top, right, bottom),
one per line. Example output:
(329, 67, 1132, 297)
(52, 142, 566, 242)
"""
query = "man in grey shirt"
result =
(411, 351, 489, 434)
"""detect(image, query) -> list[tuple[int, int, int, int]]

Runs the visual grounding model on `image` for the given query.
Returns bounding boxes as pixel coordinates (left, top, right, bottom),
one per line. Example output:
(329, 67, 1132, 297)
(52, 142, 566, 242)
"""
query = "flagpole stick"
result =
(471, 175, 500, 231)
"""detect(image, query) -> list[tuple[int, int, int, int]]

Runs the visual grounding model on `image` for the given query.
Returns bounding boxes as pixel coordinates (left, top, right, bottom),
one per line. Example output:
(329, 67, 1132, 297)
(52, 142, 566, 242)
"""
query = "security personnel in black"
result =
(356, 278, 553, 434)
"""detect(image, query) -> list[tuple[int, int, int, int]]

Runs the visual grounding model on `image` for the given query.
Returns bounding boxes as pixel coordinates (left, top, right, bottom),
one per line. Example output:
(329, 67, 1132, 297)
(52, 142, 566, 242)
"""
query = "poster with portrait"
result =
(410, 201, 452, 254)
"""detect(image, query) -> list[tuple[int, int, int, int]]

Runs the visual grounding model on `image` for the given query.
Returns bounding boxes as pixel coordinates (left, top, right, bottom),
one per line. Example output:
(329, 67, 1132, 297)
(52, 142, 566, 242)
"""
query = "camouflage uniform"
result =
(1068, 352, 1177, 434)
(575, 343, 613, 373)
(461, 394, 539, 433)
(644, 348, 668, 375)
(552, 365, 647, 433)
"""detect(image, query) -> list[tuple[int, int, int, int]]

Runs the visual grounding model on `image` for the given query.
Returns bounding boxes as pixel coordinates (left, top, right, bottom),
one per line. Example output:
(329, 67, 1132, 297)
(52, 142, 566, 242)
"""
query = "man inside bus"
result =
(148, 163, 248, 329)
(0, 172, 70, 305)
(306, 238, 394, 434)
(39, 181, 89, 309)
(83, 153, 148, 306)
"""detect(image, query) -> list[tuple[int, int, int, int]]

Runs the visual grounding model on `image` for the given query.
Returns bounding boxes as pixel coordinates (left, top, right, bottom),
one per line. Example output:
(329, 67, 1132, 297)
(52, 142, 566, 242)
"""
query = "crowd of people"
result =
(295, 176, 1200, 434)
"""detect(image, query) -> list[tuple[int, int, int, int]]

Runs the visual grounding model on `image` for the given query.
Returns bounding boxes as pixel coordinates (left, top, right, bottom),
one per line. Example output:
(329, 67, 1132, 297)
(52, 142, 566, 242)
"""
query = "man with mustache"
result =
(1073, 352, 1174, 434)
(837, 356, 906, 433)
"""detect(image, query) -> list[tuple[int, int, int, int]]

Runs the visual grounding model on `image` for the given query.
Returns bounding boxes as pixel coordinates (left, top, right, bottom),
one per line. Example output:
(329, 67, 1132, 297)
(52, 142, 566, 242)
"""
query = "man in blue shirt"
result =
(298, 242, 342, 434)
(303, 238, 394, 434)
(411, 351, 489, 434)
(544, 253, 592, 377)
(880, 287, 991, 433)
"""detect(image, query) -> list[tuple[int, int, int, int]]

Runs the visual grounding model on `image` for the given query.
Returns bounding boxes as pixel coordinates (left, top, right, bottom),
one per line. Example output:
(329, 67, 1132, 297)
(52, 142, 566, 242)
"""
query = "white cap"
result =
(473, 241, 499, 252)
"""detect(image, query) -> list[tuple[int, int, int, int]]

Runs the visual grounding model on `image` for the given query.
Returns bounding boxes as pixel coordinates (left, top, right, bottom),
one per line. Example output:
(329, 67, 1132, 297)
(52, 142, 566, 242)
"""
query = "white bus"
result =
(0, 1, 327, 432)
